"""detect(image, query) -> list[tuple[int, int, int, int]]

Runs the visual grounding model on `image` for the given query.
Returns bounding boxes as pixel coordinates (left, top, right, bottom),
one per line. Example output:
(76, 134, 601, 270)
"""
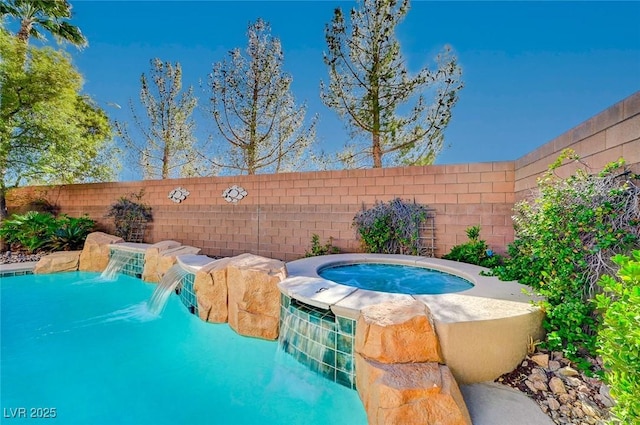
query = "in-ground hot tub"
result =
(318, 262, 474, 294)
(278, 253, 544, 385)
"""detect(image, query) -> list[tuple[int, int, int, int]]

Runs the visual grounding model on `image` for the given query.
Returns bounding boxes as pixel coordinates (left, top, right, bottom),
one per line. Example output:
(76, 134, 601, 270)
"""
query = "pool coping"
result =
(0, 261, 37, 277)
(281, 254, 541, 322)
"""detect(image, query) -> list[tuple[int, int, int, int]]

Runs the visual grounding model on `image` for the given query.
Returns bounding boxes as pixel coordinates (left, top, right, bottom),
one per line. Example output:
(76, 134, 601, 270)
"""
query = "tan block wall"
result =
(7, 91, 638, 261)
(7, 163, 515, 260)
(515, 91, 640, 200)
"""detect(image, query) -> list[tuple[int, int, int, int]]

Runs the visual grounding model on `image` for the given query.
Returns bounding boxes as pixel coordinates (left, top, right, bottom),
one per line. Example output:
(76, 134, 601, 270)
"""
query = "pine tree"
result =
(321, 0, 463, 168)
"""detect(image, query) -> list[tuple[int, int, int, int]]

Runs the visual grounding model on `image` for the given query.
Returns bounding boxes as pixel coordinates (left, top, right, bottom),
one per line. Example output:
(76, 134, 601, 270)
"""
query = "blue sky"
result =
(22, 1, 640, 175)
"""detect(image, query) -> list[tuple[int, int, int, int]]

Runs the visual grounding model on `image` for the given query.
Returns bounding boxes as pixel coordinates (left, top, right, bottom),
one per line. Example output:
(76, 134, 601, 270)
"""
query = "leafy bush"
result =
(442, 225, 502, 268)
(304, 234, 340, 257)
(0, 211, 95, 253)
(595, 251, 640, 424)
(492, 150, 639, 361)
(45, 215, 96, 251)
(105, 191, 153, 242)
(353, 198, 428, 255)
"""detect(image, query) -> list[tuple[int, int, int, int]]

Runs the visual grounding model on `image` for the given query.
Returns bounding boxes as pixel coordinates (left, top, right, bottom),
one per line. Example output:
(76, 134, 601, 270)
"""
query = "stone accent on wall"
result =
(226, 253, 287, 340)
(355, 299, 442, 363)
(141, 240, 183, 282)
(194, 257, 232, 323)
(78, 232, 124, 272)
(355, 355, 472, 425)
(34, 251, 81, 274)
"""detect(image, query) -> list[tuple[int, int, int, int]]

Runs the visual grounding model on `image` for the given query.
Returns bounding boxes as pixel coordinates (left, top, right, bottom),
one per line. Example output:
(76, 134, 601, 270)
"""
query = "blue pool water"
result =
(319, 263, 473, 295)
(0, 272, 366, 425)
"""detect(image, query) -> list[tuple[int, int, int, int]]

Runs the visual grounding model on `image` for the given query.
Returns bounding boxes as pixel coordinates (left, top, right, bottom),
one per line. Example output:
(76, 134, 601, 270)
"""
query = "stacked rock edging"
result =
(33, 251, 81, 274)
(193, 257, 232, 323)
(78, 232, 124, 271)
(144, 244, 201, 283)
(141, 240, 182, 282)
(226, 253, 287, 340)
(354, 299, 472, 425)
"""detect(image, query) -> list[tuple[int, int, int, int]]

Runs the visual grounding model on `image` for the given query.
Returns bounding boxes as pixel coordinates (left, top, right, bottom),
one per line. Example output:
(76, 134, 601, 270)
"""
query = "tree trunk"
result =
(0, 187, 8, 252)
(372, 132, 382, 168)
(17, 19, 32, 44)
(0, 188, 7, 220)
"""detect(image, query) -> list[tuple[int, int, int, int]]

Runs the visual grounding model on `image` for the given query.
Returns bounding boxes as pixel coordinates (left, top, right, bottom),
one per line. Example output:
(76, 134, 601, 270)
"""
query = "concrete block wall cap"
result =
(161, 245, 201, 256)
(108, 242, 151, 253)
(278, 276, 357, 310)
(415, 293, 542, 323)
(149, 240, 182, 251)
(331, 290, 415, 320)
(198, 257, 232, 273)
(285, 253, 368, 276)
(227, 253, 285, 273)
(176, 254, 219, 273)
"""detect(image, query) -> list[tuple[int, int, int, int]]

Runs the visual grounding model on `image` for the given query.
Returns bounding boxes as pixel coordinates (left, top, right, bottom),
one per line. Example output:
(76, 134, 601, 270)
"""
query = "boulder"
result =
(194, 257, 232, 323)
(141, 240, 183, 282)
(356, 299, 442, 363)
(78, 232, 124, 272)
(226, 253, 287, 340)
(355, 355, 472, 425)
(34, 251, 81, 274)
(154, 246, 201, 282)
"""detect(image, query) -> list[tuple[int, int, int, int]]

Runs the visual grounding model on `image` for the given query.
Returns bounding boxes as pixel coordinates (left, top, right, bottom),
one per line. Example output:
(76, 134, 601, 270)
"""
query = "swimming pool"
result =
(1, 272, 366, 425)
(318, 263, 473, 294)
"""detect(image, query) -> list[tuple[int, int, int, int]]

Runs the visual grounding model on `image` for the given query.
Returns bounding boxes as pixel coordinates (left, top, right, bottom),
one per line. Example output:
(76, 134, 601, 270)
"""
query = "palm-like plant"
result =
(0, 0, 87, 47)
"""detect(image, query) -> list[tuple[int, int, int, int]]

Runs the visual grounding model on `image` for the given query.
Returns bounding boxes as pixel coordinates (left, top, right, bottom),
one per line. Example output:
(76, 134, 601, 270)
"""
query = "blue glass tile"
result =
(337, 316, 354, 335)
(337, 334, 353, 354)
(335, 370, 354, 388)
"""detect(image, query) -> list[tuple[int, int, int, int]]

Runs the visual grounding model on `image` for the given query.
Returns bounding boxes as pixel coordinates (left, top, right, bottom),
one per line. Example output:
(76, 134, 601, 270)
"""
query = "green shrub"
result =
(45, 215, 96, 251)
(492, 150, 639, 362)
(353, 198, 428, 255)
(304, 234, 340, 257)
(0, 211, 95, 253)
(595, 251, 640, 424)
(442, 225, 502, 268)
(0, 211, 58, 253)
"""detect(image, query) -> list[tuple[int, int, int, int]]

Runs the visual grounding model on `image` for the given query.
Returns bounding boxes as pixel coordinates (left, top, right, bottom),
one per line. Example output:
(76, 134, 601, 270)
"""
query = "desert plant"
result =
(105, 191, 153, 242)
(304, 234, 340, 257)
(595, 251, 640, 424)
(443, 225, 501, 268)
(353, 198, 428, 255)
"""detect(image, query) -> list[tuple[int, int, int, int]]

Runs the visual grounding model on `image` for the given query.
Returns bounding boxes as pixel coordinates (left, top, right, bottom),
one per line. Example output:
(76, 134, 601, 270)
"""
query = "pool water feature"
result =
(319, 262, 473, 294)
(1, 272, 366, 425)
(279, 295, 356, 389)
(100, 249, 138, 280)
(147, 263, 189, 315)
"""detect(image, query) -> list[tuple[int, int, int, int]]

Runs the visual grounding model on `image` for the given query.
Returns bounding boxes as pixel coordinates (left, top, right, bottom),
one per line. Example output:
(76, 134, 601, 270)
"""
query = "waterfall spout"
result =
(147, 264, 189, 316)
(101, 250, 138, 280)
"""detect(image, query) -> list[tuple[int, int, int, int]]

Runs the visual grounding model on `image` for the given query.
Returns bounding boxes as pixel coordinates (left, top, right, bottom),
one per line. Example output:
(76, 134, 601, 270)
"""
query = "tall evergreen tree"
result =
(206, 18, 316, 175)
(321, 0, 463, 168)
(116, 59, 205, 179)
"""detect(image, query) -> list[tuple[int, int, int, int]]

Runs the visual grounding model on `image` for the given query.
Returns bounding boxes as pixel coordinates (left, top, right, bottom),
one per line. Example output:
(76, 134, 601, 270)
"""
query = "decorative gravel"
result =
(0, 251, 45, 265)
